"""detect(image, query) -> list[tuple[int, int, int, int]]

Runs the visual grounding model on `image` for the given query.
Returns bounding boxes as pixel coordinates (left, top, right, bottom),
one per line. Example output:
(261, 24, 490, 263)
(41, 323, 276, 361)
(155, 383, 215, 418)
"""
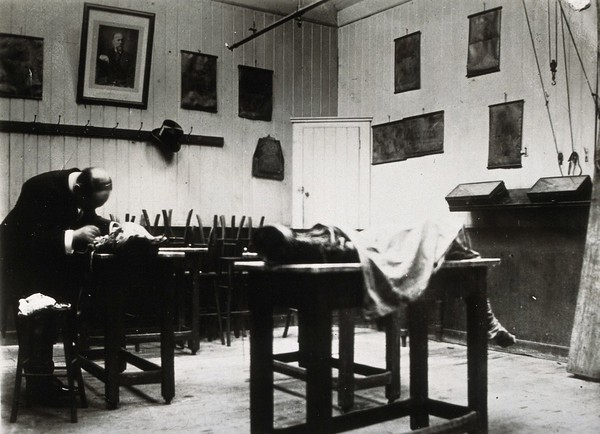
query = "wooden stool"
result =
(10, 306, 87, 423)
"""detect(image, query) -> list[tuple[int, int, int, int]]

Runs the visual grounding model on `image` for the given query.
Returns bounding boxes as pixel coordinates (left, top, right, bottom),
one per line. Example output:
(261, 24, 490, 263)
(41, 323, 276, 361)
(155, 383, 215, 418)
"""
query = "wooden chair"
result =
(162, 209, 194, 246)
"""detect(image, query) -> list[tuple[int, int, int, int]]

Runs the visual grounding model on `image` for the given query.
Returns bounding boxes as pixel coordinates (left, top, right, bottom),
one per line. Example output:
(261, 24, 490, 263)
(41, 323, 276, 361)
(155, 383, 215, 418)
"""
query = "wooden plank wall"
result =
(0, 0, 338, 226)
(337, 0, 597, 225)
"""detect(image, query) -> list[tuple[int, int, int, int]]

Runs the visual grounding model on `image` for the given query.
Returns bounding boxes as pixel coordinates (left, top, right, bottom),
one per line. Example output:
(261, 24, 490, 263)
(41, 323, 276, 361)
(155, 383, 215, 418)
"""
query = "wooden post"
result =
(567, 0, 600, 380)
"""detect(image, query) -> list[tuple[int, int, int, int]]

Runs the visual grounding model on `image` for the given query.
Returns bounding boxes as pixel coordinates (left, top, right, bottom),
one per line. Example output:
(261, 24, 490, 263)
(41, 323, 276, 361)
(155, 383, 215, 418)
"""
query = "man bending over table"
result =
(1, 167, 114, 405)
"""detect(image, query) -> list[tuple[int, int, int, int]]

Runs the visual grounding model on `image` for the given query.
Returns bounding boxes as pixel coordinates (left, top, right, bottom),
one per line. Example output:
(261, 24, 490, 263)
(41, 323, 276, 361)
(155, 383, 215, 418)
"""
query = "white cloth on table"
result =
(344, 219, 466, 319)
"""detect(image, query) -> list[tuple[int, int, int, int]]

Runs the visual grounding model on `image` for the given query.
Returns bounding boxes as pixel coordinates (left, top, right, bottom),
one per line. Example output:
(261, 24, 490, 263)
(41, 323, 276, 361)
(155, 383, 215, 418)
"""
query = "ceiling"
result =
(213, 0, 368, 26)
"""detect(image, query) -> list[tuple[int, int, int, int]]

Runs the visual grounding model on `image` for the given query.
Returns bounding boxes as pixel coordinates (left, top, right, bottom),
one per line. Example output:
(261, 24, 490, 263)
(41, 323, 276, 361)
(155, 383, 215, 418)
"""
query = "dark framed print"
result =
(372, 111, 444, 165)
(77, 3, 155, 109)
(372, 119, 407, 164)
(238, 65, 273, 121)
(394, 31, 420, 93)
(466, 7, 501, 78)
(488, 100, 524, 169)
(181, 51, 217, 112)
(0, 33, 43, 100)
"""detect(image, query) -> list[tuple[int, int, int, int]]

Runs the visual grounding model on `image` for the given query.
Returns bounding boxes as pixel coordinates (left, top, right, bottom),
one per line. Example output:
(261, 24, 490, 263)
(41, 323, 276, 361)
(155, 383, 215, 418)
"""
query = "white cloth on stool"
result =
(18, 293, 69, 316)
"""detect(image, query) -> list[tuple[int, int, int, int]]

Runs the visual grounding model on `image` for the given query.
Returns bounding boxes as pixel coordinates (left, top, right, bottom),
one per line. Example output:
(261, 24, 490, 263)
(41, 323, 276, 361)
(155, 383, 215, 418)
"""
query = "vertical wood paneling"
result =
(1, 0, 338, 225)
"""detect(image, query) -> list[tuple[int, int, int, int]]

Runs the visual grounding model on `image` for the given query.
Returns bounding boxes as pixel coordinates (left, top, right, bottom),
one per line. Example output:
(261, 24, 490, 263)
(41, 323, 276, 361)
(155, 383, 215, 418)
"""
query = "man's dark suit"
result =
(0, 168, 111, 305)
(95, 49, 135, 88)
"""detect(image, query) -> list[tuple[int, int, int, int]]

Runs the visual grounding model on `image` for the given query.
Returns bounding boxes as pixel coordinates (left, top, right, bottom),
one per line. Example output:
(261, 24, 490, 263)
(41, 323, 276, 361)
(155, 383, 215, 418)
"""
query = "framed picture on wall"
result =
(394, 31, 420, 94)
(238, 65, 273, 121)
(181, 51, 217, 112)
(0, 33, 43, 100)
(488, 100, 524, 169)
(76, 3, 155, 109)
(372, 111, 444, 165)
(466, 7, 502, 78)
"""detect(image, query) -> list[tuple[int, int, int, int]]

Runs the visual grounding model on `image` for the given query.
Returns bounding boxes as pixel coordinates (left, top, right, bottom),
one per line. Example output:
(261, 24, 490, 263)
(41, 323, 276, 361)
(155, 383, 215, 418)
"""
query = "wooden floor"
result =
(1, 326, 599, 433)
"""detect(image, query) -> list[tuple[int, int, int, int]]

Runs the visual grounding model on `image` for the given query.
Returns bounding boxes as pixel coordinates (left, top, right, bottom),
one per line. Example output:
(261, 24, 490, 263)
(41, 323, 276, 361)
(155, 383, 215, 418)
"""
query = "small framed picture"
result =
(0, 33, 43, 100)
(466, 7, 502, 78)
(394, 31, 420, 94)
(76, 3, 155, 109)
(238, 65, 273, 122)
(181, 51, 217, 113)
(488, 100, 524, 169)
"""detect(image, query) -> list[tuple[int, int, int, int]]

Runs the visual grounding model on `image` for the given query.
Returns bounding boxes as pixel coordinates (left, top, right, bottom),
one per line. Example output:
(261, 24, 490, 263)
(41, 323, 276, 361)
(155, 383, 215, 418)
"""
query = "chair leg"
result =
(225, 286, 232, 347)
(10, 350, 24, 422)
(282, 308, 297, 338)
(213, 280, 226, 345)
(61, 322, 78, 423)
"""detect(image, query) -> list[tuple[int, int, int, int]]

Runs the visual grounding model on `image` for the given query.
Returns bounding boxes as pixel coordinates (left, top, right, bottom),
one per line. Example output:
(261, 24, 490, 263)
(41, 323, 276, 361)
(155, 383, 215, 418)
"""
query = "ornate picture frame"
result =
(466, 7, 502, 78)
(0, 33, 43, 100)
(76, 3, 155, 109)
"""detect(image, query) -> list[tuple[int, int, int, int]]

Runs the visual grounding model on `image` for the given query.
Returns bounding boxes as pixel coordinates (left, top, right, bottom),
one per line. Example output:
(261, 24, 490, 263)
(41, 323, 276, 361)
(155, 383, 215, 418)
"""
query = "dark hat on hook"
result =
(151, 119, 183, 153)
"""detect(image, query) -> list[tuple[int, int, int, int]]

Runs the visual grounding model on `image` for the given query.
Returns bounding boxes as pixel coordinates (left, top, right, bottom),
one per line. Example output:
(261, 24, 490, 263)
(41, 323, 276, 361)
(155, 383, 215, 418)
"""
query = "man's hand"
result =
(72, 225, 101, 251)
(99, 54, 109, 63)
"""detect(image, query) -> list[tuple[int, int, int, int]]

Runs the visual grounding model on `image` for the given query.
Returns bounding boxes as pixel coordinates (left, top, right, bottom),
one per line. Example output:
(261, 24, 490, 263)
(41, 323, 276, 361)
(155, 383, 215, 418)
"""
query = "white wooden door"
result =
(291, 117, 372, 229)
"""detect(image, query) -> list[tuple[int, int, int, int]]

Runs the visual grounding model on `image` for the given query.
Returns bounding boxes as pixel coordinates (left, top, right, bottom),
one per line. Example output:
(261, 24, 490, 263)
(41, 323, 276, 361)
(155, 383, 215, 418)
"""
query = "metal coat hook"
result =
(111, 122, 119, 136)
(55, 115, 61, 133)
(84, 120, 90, 135)
(520, 147, 528, 157)
(31, 115, 37, 132)
(249, 21, 257, 34)
(137, 122, 144, 138)
(187, 126, 193, 143)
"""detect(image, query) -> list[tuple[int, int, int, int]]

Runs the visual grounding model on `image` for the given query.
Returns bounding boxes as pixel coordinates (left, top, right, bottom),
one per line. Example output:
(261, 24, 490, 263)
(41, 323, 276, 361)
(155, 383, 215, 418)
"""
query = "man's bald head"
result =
(75, 167, 113, 210)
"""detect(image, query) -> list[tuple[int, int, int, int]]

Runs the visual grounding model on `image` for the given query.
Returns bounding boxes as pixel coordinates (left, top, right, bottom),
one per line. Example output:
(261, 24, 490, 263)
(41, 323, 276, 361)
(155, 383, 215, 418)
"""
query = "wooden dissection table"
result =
(236, 258, 499, 433)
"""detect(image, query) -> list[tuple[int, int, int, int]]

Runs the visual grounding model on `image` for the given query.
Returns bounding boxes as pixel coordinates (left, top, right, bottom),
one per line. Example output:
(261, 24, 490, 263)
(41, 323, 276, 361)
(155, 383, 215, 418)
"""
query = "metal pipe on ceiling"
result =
(225, 0, 333, 51)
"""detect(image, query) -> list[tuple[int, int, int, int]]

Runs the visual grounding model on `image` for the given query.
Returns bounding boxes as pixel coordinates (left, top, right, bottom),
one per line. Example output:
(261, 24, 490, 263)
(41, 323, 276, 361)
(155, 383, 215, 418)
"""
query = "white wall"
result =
(0, 0, 338, 226)
(337, 0, 597, 227)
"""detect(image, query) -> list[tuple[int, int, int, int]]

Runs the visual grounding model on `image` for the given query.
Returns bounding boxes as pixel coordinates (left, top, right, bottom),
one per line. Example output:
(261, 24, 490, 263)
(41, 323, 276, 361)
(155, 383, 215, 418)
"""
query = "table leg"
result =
(337, 308, 355, 412)
(161, 260, 176, 404)
(466, 268, 488, 434)
(190, 259, 200, 355)
(249, 281, 274, 434)
(385, 310, 401, 403)
(104, 270, 124, 410)
(409, 299, 429, 430)
(304, 296, 333, 433)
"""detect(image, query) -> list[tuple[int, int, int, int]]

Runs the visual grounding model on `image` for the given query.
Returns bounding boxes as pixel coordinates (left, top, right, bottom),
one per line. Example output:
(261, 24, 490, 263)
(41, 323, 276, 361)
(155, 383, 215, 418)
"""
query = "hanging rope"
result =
(561, 11, 576, 155)
(558, 0, 596, 103)
(548, 0, 558, 84)
(522, 0, 564, 175)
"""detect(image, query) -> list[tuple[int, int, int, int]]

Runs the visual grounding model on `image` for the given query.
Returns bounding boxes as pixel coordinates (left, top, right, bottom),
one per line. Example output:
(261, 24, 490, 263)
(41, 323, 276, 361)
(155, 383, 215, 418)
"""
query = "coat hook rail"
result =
(0, 119, 224, 148)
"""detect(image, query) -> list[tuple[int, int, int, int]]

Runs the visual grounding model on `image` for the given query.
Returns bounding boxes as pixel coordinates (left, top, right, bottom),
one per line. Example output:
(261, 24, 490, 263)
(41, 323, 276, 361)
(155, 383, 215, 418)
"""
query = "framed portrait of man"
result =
(76, 3, 155, 109)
